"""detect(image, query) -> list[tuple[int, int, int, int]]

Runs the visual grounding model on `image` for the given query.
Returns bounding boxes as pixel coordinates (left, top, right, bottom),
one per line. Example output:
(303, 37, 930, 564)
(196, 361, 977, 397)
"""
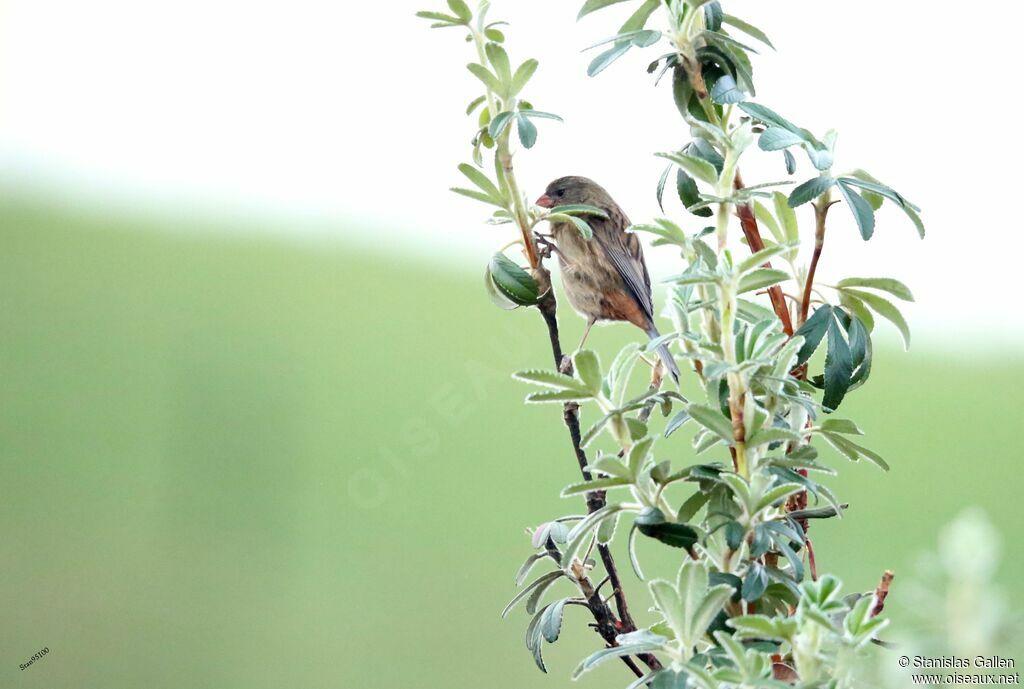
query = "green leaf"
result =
(516, 114, 538, 148)
(525, 390, 594, 403)
(519, 109, 564, 122)
(758, 127, 805, 151)
(539, 598, 567, 642)
(457, 163, 503, 203)
(587, 41, 632, 77)
(488, 253, 540, 306)
(837, 277, 914, 302)
(451, 186, 503, 207)
(677, 170, 712, 217)
(577, 0, 632, 20)
(415, 10, 464, 25)
(650, 579, 686, 642)
(747, 427, 800, 448)
(772, 191, 799, 244)
(502, 569, 564, 618)
(572, 639, 666, 679)
(546, 203, 608, 218)
(737, 244, 793, 275)
(514, 369, 587, 391)
(738, 268, 789, 294)
(839, 174, 925, 238)
(752, 201, 783, 243)
(819, 418, 863, 435)
(574, 350, 602, 392)
(794, 305, 833, 364)
(742, 563, 768, 601)
(561, 477, 631, 496)
(823, 315, 853, 411)
(484, 42, 511, 86)
(446, 0, 471, 21)
(656, 152, 719, 185)
(484, 263, 518, 310)
(677, 490, 709, 522)
(842, 288, 911, 349)
(822, 433, 890, 471)
(466, 62, 500, 92)
(838, 291, 875, 332)
(836, 180, 876, 240)
(465, 95, 487, 118)
(620, 0, 660, 32)
(738, 102, 807, 139)
(635, 508, 699, 550)
(784, 149, 796, 174)
(687, 403, 734, 441)
(510, 59, 538, 96)
(721, 14, 774, 49)
(710, 74, 745, 104)
(548, 213, 593, 239)
(788, 176, 835, 207)
(487, 110, 515, 139)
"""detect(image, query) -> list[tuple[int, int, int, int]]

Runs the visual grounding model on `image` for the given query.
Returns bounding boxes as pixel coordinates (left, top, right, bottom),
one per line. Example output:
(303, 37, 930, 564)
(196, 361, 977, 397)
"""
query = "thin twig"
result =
(799, 199, 837, 325)
(734, 171, 794, 336)
(535, 270, 663, 675)
(871, 570, 894, 618)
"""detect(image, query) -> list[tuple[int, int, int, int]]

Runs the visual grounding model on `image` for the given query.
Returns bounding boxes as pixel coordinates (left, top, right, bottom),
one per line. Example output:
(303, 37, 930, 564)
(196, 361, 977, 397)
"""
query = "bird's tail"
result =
(646, 325, 680, 384)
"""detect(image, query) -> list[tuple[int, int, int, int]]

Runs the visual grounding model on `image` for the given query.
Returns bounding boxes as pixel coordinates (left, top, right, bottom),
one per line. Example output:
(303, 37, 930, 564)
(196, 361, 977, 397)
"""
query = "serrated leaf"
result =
(837, 277, 913, 302)
(788, 176, 835, 207)
(574, 350, 602, 392)
(721, 14, 774, 48)
(758, 127, 805, 151)
(488, 253, 539, 305)
(502, 569, 564, 618)
(457, 163, 503, 203)
(739, 268, 789, 294)
(561, 477, 632, 496)
(687, 403, 734, 441)
(467, 62, 500, 92)
(836, 180, 876, 240)
(514, 369, 587, 391)
(516, 114, 538, 148)
(710, 73, 745, 104)
(510, 59, 538, 96)
(656, 151, 719, 185)
(823, 315, 853, 411)
(794, 305, 832, 364)
(841, 288, 910, 349)
(587, 41, 632, 77)
(540, 598, 568, 642)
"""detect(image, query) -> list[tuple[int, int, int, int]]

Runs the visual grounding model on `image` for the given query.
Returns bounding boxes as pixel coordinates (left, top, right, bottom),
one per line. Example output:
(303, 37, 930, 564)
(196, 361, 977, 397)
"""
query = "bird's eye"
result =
(555, 189, 565, 197)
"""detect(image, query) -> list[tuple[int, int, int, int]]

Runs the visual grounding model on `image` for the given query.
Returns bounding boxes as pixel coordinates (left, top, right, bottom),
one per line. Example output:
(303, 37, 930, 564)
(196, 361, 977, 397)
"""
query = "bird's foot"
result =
(534, 233, 561, 260)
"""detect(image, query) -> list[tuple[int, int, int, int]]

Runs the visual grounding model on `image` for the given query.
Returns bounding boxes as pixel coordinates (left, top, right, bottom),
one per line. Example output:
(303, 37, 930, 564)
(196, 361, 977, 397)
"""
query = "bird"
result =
(535, 175, 680, 383)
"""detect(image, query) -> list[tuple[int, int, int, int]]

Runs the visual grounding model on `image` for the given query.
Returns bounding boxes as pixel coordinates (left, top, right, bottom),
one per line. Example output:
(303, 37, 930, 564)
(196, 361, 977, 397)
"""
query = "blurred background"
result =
(1, 1, 1021, 687)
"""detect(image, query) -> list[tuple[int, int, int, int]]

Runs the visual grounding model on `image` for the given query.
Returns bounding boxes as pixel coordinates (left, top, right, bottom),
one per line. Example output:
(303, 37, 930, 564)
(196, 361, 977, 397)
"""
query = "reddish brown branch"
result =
(799, 201, 834, 325)
(734, 172, 794, 336)
(871, 570, 894, 618)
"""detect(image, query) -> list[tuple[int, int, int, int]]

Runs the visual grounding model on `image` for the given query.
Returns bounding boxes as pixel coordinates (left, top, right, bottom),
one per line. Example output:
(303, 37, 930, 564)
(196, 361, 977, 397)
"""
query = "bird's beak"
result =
(535, 194, 554, 209)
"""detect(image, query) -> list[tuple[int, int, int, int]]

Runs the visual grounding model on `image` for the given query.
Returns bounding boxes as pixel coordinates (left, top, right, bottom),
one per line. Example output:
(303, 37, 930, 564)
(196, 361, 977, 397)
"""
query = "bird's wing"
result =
(592, 209, 654, 323)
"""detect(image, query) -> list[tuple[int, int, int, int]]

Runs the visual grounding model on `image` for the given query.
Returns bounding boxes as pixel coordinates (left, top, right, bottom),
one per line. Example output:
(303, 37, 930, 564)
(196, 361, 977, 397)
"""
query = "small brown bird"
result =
(536, 176, 680, 383)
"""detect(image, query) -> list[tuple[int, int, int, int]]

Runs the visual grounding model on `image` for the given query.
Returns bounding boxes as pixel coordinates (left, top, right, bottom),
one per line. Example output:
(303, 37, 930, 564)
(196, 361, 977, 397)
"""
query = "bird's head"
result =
(535, 176, 613, 210)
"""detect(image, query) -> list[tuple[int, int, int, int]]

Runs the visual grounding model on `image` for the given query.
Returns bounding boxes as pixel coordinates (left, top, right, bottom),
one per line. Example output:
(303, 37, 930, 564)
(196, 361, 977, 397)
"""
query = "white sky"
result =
(1, 0, 1021, 343)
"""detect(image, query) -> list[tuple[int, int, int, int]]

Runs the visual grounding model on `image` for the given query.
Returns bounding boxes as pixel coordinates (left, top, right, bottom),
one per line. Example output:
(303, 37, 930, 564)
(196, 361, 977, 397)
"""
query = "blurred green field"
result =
(1, 192, 1021, 688)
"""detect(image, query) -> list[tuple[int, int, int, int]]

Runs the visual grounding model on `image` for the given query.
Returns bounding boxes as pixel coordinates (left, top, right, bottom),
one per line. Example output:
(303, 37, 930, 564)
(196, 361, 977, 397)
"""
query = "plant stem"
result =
(799, 192, 833, 325)
(733, 171, 794, 335)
